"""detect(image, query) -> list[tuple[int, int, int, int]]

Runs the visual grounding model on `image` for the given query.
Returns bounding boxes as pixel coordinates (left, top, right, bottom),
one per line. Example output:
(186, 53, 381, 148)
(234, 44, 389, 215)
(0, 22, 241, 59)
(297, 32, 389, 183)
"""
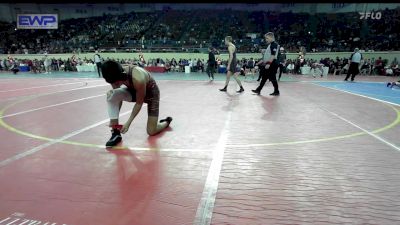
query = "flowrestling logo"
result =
(17, 14, 58, 29)
(359, 11, 382, 20)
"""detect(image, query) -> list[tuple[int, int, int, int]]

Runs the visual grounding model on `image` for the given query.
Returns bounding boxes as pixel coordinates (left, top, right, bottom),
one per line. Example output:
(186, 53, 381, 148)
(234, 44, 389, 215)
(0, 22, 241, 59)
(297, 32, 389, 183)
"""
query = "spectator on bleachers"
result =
(10, 59, 19, 74)
(1, 8, 399, 54)
(360, 59, 372, 75)
(0, 59, 6, 71)
(286, 60, 295, 74)
(374, 57, 385, 75)
(385, 66, 394, 76)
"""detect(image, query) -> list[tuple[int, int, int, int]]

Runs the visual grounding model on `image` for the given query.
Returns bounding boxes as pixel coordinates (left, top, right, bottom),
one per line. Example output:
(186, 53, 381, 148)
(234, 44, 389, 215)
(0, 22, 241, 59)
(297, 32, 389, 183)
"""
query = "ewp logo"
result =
(17, 14, 58, 29)
(359, 11, 382, 20)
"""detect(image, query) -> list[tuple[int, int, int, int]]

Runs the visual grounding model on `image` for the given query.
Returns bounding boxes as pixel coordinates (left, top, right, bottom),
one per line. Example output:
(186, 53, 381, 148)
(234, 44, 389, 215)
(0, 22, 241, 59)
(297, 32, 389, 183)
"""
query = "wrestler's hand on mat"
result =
(121, 122, 131, 134)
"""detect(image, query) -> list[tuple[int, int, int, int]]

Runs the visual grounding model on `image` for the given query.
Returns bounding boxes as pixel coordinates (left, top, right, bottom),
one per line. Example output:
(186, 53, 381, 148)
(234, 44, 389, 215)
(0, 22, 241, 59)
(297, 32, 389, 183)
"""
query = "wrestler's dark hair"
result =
(101, 60, 128, 83)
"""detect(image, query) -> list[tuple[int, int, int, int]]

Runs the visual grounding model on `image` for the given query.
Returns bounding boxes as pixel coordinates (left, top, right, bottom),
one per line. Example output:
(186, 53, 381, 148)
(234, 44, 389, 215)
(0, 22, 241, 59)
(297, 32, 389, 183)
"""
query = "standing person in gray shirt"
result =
(94, 50, 102, 77)
(344, 48, 363, 82)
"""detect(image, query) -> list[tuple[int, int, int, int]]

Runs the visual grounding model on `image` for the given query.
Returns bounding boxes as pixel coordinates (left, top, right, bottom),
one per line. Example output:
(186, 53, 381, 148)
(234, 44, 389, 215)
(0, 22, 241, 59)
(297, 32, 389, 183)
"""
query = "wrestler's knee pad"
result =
(107, 88, 132, 102)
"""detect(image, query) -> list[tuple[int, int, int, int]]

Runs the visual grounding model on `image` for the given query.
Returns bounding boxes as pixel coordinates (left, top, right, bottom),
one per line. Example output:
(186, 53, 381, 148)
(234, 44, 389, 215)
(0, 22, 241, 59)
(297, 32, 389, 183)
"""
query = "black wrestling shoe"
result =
(219, 87, 227, 92)
(270, 92, 280, 96)
(160, 117, 173, 127)
(251, 89, 260, 95)
(236, 87, 244, 93)
(387, 82, 391, 87)
(106, 129, 122, 147)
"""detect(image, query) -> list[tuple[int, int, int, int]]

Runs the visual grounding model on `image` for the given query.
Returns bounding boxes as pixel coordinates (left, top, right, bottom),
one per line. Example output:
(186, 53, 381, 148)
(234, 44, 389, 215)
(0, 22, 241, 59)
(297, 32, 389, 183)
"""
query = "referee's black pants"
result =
(345, 62, 360, 81)
(256, 63, 279, 93)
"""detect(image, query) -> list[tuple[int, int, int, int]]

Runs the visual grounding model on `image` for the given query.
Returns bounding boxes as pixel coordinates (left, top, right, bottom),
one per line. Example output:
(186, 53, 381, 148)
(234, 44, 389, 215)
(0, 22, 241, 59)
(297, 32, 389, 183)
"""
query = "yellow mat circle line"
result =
(0, 95, 399, 150)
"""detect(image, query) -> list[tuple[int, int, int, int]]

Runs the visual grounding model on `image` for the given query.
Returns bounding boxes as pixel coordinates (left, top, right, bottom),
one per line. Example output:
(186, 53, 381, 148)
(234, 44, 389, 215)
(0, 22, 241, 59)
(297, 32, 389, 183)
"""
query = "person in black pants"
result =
(344, 48, 362, 81)
(277, 47, 286, 81)
(206, 47, 216, 80)
(256, 49, 265, 82)
(252, 32, 280, 96)
(94, 50, 102, 77)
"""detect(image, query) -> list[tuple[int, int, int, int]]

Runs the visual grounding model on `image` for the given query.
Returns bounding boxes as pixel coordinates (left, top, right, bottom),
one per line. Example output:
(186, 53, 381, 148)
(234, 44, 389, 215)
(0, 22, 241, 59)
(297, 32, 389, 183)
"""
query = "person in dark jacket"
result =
(206, 47, 216, 81)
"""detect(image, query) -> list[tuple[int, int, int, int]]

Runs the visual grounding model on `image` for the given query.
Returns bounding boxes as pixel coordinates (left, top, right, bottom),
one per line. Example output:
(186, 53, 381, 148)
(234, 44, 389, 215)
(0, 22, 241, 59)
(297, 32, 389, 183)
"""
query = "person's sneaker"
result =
(160, 117, 173, 127)
(344, 79, 348, 81)
(237, 87, 244, 93)
(106, 129, 122, 147)
(251, 89, 260, 95)
(219, 87, 227, 92)
(270, 92, 280, 96)
(387, 82, 391, 87)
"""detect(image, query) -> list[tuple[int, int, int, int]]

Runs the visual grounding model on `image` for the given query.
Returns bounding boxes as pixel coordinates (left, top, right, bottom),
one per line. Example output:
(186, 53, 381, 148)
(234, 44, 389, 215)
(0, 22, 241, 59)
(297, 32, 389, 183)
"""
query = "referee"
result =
(344, 48, 362, 82)
(252, 32, 280, 96)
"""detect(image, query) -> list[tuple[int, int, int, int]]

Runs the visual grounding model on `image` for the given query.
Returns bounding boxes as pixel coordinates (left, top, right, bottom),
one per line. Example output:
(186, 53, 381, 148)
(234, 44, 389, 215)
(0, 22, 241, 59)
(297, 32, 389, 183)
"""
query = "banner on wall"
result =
(17, 14, 58, 29)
